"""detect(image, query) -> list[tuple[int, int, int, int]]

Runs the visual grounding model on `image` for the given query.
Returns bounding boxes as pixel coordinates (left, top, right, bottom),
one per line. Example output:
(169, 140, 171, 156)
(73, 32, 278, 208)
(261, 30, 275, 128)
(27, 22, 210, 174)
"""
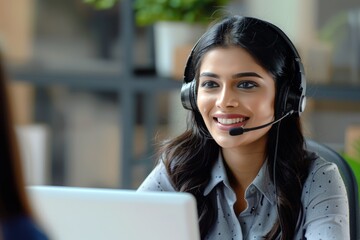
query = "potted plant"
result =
(84, 0, 229, 77)
(134, 0, 229, 77)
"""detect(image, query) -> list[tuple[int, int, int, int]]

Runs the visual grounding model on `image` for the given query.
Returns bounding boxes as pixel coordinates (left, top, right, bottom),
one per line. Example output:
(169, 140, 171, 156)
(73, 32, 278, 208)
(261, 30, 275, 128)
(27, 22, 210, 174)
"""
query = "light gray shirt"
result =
(138, 154, 349, 239)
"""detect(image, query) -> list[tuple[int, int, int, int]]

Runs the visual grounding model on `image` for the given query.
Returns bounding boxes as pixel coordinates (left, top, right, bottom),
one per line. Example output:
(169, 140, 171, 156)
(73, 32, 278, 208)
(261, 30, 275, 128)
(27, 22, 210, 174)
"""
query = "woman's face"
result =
(197, 46, 276, 149)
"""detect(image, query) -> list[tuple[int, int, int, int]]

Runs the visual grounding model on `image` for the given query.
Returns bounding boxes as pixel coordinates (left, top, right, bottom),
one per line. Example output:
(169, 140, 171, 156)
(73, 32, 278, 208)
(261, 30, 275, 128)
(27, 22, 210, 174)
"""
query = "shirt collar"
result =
(203, 152, 231, 196)
(251, 160, 276, 204)
(203, 153, 276, 205)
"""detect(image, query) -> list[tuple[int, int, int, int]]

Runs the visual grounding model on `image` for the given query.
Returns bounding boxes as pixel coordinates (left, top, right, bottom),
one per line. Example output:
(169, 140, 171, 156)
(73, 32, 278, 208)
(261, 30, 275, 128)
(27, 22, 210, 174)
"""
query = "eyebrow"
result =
(199, 72, 263, 79)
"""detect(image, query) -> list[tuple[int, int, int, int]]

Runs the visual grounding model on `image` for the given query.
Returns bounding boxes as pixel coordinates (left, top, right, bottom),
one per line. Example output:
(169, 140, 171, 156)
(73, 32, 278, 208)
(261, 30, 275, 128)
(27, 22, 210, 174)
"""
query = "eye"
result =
(200, 80, 219, 89)
(237, 81, 258, 89)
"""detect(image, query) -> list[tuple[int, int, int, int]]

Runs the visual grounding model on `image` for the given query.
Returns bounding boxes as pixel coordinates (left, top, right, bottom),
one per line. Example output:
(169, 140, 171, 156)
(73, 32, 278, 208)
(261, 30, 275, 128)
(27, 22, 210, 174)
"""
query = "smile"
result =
(213, 114, 250, 128)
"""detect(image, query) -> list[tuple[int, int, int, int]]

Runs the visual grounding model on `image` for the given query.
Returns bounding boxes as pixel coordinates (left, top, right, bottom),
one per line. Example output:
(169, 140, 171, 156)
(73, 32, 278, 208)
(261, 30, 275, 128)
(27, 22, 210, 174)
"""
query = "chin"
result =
(212, 136, 241, 149)
(212, 130, 270, 149)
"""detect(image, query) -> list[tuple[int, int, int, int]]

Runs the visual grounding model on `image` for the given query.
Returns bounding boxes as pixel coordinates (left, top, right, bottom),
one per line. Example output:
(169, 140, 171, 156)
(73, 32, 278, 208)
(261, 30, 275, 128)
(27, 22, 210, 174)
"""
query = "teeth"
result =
(217, 118, 245, 125)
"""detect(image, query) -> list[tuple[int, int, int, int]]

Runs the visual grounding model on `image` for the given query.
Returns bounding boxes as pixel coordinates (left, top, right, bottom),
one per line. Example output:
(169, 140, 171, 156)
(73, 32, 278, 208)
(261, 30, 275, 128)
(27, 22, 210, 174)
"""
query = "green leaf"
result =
(133, 0, 229, 25)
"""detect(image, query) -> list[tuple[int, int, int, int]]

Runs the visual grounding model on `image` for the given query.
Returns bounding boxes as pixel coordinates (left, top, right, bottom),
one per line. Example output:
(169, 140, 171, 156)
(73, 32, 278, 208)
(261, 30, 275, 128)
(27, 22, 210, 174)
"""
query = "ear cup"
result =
(281, 59, 306, 116)
(181, 47, 198, 111)
(181, 80, 197, 110)
(296, 59, 307, 114)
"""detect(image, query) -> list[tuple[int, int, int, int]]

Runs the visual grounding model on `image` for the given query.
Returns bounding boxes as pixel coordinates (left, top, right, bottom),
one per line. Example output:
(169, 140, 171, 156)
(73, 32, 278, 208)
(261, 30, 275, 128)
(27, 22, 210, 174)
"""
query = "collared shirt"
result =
(138, 154, 349, 240)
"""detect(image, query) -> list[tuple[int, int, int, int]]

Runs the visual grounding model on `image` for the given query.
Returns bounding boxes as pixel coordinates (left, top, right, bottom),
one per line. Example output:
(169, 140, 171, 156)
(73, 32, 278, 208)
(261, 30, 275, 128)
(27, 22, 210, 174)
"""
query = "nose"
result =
(216, 87, 239, 109)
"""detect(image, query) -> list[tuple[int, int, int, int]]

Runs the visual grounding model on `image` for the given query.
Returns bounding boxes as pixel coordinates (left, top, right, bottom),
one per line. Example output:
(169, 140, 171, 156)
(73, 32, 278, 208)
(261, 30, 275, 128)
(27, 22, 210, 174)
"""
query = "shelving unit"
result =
(10, 0, 360, 189)
(10, 0, 183, 188)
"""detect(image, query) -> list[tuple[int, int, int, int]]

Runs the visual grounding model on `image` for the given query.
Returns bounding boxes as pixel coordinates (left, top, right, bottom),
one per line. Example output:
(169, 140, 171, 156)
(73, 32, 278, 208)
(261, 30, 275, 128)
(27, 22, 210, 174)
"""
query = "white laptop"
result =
(28, 186, 200, 240)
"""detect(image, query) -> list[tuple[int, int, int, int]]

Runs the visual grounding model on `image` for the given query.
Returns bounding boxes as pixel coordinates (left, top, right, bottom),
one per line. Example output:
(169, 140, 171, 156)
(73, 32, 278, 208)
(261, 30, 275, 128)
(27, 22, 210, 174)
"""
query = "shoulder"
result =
(301, 156, 350, 238)
(137, 160, 176, 192)
(302, 155, 348, 212)
(303, 156, 346, 197)
(2, 216, 49, 240)
(307, 156, 337, 176)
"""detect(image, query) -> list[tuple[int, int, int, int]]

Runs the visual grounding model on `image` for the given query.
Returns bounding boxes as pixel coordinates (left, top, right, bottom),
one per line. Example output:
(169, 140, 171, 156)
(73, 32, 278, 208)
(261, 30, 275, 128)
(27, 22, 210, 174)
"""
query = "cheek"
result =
(197, 98, 208, 116)
(256, 91, 275, 115)
(197, 95, 213, 120)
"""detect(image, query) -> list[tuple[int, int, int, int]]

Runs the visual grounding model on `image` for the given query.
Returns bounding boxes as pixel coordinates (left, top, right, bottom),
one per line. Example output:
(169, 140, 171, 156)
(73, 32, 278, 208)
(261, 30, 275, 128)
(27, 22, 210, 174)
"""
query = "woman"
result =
(138, 16, 349, 239)
(0, 52, 48, 239)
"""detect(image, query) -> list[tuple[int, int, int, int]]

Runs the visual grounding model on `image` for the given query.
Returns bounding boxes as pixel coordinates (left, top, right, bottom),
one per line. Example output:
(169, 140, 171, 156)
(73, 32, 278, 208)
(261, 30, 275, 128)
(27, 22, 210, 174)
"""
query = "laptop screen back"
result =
(28, 186, 200, 240)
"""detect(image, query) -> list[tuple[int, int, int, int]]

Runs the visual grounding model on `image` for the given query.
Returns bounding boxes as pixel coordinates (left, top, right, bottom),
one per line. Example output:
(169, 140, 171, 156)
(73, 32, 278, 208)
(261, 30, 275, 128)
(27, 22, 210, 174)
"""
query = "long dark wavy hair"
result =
(159, 16, 313, 239)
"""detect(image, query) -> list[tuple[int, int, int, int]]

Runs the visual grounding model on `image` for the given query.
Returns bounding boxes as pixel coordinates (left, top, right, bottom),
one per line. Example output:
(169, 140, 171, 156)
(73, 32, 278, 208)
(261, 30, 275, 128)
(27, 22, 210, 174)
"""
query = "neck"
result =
(224, 151, 265, 188)
(221, 138, 267, 190)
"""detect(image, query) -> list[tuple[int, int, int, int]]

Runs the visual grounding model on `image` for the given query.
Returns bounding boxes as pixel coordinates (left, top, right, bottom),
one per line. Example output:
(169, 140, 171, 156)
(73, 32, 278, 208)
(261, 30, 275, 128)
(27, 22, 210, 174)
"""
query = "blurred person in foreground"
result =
(0, 52, 48, 240)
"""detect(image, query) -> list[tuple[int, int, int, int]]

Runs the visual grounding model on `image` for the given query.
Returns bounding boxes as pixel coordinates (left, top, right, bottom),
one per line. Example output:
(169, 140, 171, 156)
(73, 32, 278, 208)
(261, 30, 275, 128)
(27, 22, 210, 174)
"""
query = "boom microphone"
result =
(229, 110, 294, 136)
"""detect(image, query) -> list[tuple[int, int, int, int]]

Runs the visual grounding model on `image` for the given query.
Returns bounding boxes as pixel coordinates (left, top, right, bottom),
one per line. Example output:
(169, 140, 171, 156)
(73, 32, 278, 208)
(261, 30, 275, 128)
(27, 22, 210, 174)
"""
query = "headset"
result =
(180, 17, 307, 119)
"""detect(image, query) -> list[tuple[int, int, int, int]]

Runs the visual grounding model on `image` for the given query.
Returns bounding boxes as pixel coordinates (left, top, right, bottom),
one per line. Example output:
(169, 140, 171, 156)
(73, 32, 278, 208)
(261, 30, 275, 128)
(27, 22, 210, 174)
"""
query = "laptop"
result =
(27, 186, 200, 240)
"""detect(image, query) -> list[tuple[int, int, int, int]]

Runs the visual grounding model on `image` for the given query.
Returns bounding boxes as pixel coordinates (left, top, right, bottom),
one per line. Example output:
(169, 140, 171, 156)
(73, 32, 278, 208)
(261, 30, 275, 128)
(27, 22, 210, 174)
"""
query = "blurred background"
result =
(0, 0, 359, 189)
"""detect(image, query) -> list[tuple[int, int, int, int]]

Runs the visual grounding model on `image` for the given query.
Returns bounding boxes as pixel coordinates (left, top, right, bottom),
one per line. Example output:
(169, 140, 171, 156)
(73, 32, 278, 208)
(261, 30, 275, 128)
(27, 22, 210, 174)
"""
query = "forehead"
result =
(198, 46, 273, 79)
(199, 46, 266, 73)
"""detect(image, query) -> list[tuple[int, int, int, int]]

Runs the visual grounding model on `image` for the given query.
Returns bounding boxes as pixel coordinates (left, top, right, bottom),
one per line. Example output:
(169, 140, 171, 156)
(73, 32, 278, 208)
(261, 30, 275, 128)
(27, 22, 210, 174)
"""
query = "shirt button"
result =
(250, 186, 256, 193)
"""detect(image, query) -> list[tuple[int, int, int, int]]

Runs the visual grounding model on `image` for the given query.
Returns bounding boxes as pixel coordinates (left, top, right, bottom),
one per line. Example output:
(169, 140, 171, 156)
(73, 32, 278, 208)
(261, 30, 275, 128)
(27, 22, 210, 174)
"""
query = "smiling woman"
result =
(138, 15, 349, 240)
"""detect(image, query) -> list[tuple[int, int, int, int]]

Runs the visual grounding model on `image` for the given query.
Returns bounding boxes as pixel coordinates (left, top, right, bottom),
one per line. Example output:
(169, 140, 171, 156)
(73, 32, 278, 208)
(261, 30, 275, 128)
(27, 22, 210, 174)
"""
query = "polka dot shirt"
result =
(138, 154, 349, 239)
